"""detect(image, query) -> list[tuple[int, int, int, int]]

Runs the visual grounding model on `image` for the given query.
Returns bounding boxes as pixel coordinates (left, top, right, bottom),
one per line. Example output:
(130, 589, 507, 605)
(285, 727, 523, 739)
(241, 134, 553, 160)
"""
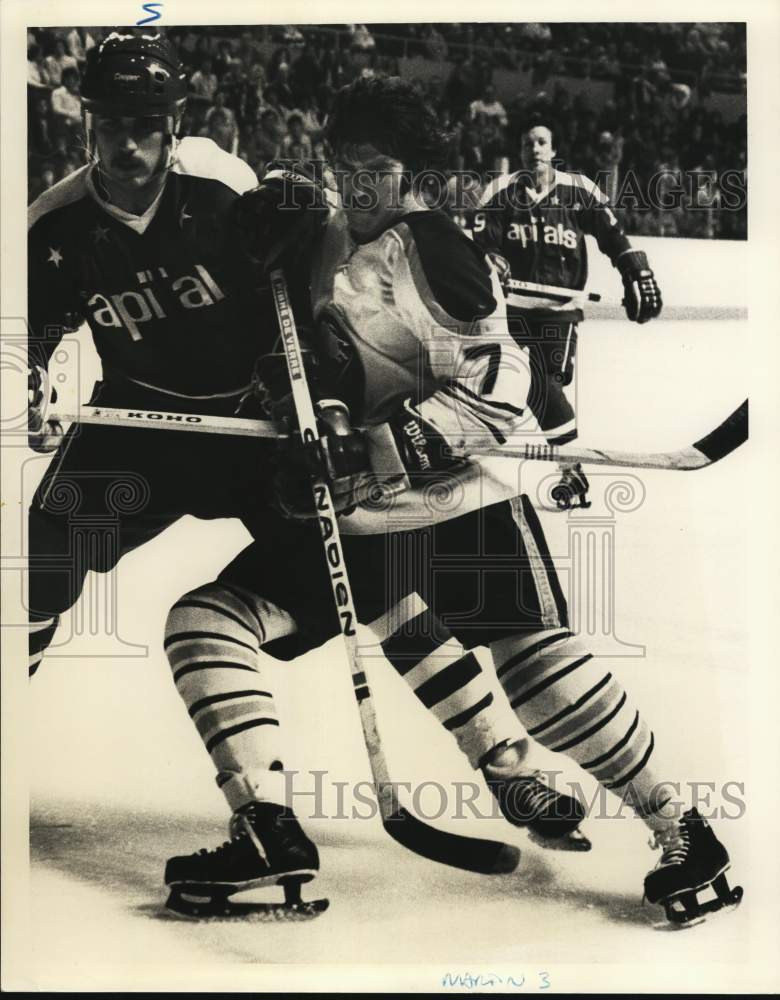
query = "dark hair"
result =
(287, 112, 303, 127)
(523, 120, 557, 150)
(326, 75, 449, 173)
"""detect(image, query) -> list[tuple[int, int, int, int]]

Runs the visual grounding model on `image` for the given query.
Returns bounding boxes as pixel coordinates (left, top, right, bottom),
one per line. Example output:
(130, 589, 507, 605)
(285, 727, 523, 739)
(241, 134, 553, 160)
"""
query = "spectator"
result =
(190, 58, 218, 102)
(296, 95, 324, 138)
(205, 91, 237, 129)
(66, 27, 95, 67)
(28, 44, 53, 89)
(254, 108, 284, 168)
(281, 113, 313, 160)
(261, 85, 292, 122)
(292, 46, 323, 105)
(29, 94, 55, 158)
(469, 83, 508, 127)
(422, 24, 448, 61)
(45, 38, 79, 86)
(349, 25, 376, 52)
(51, 68, 81, 130)
(201, 107, 239, 154)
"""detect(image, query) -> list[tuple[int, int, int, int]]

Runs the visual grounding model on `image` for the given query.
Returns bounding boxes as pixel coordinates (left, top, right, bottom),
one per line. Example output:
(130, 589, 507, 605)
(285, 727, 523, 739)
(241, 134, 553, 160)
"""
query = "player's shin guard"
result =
(368, 592, 525, 769)
(490, 628, 682, 827)
(164, 582, 298, 812)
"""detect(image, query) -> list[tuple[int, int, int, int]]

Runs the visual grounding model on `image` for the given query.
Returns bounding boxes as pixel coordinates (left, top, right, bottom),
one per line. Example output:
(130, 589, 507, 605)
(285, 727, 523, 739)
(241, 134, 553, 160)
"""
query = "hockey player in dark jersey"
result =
(160, 78, 739, 926)
(472, 123, 663, 508)
(26, 33, 326, 678)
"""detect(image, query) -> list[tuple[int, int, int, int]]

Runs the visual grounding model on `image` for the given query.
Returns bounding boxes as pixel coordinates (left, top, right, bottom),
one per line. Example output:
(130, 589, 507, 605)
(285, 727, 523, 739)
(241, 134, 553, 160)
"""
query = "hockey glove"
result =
(240, 348, 323, 427)
(273, 400, 375, 519)
(617, 249, 662, 323)
(28, 365, 64, 453)
(487, 252, 512, 290)
(233, 162, 330, 277)
(383, 400, 465, 484)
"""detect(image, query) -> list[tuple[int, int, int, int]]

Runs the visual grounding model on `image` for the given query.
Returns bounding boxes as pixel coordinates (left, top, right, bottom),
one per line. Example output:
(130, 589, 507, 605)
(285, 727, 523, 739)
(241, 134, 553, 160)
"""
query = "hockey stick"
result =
(473, 399, 748, 471)
(505, 278, 602, 306)
(49, 405, 282, 438)
(268, 268, 520, 876)
(50, 401, 749, 473)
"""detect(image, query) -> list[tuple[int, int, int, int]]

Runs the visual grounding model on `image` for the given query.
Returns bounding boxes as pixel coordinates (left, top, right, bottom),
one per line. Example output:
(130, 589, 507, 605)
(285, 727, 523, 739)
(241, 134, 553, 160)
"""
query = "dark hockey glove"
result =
(28, 365, 64, 453)
(239, 347, 322, 427)
(384, 400, 464, 484)
(233, 162, 330, 276)
(617, 249, 662, 324)
(273, 401, 374, 519)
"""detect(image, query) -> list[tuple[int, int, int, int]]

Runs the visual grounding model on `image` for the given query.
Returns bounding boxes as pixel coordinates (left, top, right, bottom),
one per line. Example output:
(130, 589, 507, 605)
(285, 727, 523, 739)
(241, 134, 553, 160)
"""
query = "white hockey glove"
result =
(28, 365, 64, 453)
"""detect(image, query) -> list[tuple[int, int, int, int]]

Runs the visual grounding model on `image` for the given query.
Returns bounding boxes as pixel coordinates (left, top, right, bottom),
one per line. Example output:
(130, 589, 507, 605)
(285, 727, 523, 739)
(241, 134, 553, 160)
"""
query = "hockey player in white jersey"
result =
(161, 77, 741, 927)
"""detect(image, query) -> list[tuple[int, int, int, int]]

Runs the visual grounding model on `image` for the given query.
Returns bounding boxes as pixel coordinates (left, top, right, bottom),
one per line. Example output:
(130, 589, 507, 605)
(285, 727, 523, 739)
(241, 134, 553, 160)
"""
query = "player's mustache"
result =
(113, 155, 142, 168)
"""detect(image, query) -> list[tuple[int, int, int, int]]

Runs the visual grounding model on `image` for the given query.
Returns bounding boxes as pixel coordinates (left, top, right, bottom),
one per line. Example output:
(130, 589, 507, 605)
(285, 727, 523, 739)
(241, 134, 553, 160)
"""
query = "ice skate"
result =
(644, 807, 743, 926)
(483, 757, 591, 851)
(550, 462, 591, 510)
(165, 801, 328, 920)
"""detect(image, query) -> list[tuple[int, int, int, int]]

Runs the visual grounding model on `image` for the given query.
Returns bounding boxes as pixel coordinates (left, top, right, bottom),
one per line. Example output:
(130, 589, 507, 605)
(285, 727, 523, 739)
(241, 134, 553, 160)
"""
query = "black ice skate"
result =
(483, 764, 591, 852)
(644, 808, 743, 926)
(550, 463, 591, 510)
(165, 801, 328, 920)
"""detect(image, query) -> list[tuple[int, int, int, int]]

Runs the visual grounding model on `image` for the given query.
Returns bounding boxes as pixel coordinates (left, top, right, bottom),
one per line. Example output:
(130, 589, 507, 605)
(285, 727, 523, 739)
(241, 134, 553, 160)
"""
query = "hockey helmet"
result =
(81, 32, 187, 117)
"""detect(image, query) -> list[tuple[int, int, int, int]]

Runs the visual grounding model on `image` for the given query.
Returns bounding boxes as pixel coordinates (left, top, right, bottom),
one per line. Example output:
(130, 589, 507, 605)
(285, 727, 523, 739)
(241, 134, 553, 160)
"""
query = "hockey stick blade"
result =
(474, 399, 749, 471)
(691, 399, 748, 465)
(383, 807, 520, 875)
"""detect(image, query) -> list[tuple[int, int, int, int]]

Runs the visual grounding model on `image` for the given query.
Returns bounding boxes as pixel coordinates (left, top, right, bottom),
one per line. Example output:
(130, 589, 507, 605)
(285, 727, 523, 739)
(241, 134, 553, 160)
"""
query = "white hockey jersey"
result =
(309, 206, 535, 531)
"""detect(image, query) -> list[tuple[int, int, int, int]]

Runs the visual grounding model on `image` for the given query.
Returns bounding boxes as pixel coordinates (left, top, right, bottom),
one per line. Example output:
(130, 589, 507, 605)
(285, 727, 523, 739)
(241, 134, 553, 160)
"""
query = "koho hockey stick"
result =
(470, 399, 748, 471)
(49, 401, 748, 473)
(269, 268, 520, 876)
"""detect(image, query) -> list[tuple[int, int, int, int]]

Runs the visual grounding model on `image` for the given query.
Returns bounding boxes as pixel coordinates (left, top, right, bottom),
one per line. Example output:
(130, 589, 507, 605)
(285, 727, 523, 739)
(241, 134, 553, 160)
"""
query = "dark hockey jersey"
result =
(471, 168, 631, 318)
(28, 137, 265, 398)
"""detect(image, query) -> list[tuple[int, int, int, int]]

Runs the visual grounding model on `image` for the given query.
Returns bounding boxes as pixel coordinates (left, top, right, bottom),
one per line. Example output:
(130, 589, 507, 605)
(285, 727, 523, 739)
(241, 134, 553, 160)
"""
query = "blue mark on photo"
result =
(137, 2, 163, 25)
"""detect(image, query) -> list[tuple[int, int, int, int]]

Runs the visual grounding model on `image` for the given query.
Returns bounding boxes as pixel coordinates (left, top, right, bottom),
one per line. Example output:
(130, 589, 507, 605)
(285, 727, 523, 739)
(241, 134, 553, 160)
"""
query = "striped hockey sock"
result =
(490, 628, 681, 828)
(368, 593, 525, 769)
(29, 614, 59, 677)
(164, 582, 297, 812)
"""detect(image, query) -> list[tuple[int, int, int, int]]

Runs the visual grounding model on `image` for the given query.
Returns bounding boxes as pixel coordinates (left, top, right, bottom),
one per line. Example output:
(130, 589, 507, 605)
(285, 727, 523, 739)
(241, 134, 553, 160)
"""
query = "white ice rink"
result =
(5, 303, 774, 991)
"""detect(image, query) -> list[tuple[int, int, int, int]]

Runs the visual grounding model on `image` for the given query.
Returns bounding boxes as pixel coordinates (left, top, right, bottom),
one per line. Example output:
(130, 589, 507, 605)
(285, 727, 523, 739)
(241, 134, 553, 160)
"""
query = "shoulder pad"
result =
(28, 167, 90, 232)
(173, 137, 257, 195)
(477, 171, 520, 207)
(394, 211, 497, 327)
(557, 170, 608, 205)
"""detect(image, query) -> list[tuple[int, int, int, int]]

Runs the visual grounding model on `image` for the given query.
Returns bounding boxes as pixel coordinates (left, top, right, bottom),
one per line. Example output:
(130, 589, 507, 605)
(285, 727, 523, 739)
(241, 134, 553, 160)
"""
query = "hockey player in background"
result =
(161, 77, 739, 927)
(472, 122, 662, 509)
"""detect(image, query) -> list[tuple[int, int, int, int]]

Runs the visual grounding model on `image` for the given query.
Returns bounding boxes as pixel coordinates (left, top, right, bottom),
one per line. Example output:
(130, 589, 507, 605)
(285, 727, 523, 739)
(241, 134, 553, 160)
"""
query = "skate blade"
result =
(166, 871, 327, 921)
(528, 828, 592, 852)
(165, 890, 329, 921)
(657, 871, 744, 929)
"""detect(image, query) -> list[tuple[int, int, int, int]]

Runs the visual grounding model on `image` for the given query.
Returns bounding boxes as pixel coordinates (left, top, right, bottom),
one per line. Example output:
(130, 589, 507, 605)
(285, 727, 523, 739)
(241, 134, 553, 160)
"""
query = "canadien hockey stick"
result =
(51, 400, 749, 473)
(268, 268, 520, 877)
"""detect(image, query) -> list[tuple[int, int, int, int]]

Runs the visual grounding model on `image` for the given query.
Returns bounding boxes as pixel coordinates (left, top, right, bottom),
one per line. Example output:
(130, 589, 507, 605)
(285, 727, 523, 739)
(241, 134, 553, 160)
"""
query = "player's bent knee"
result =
(164, 581, 297, 663)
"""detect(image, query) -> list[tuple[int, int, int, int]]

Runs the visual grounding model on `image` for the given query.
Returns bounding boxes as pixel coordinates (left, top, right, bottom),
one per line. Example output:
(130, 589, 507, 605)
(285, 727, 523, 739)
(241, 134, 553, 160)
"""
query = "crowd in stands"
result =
(27, 23, 747, 239)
